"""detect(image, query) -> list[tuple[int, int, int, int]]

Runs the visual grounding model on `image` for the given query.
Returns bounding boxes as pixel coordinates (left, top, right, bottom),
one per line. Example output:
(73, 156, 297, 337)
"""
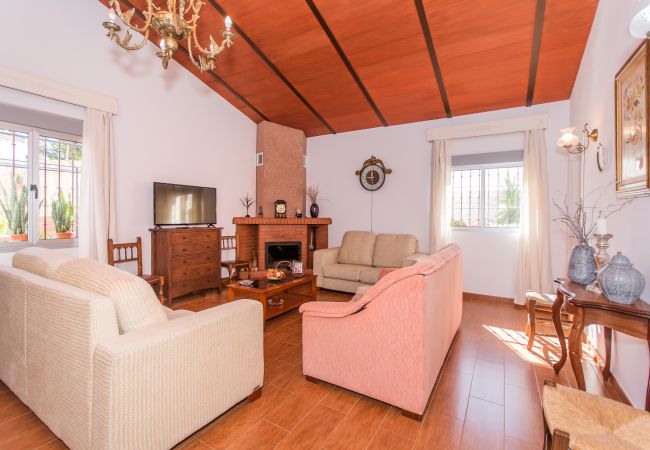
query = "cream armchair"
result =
(314, 231, 428, 293)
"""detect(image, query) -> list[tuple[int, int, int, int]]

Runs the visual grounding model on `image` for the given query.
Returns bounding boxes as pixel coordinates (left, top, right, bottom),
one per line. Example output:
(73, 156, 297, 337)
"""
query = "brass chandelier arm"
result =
(108, 0, 153, 34)
(115, 29, 151, 51)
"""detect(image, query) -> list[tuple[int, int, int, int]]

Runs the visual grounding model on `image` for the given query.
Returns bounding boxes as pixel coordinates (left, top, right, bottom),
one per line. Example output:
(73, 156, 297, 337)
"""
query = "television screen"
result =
(154, 182, 217, 226)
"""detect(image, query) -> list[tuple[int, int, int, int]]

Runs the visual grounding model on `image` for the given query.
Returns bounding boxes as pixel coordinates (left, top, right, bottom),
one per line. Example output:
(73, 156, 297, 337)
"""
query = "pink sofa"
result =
(300, 244, 463, 419)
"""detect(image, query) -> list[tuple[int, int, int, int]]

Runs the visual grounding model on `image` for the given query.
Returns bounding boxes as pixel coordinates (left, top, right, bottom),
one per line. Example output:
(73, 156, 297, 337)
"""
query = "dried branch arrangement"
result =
(306, 185, 319, 204)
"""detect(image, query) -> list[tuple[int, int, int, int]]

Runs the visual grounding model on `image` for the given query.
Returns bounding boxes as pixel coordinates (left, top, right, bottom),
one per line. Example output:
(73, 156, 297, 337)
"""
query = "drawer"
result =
(172, 262, 219, 283)
(173, 252, 220, 267)
(171, 241, 219, 256)
(171, 230, 218, 245)
(171, 277, 219, 299)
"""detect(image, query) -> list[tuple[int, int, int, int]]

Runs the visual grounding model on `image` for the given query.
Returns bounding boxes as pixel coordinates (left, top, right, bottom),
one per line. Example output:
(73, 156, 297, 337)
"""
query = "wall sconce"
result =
(630, 4, 650, 37)
(556, 123, 599, 154)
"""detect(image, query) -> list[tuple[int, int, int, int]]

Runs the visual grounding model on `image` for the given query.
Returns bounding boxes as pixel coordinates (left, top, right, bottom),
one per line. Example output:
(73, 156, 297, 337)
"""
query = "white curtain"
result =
(430, 139, 451, 252)
(79, 108, 116, 262)
(515, 129, 553, 304)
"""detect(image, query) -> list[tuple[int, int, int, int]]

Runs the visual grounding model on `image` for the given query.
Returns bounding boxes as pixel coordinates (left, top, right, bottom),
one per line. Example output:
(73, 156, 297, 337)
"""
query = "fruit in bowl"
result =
(266, 268, 286, 281)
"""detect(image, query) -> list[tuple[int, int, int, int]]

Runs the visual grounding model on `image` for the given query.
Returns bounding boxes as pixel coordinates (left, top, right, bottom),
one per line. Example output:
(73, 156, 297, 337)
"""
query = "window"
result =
(450, 164, 523, 229)
(0, 121, 81, 248)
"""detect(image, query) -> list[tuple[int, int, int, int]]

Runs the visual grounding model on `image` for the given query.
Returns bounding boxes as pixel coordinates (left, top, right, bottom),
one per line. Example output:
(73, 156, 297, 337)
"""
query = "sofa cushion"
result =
(359, 267, 383, 284)
(372, 234, 418, 268)
(12, 247, 75, 279)
(53, 258, 168, 334)
(322, 263, 366, 282)
(338, 231, 376, 266)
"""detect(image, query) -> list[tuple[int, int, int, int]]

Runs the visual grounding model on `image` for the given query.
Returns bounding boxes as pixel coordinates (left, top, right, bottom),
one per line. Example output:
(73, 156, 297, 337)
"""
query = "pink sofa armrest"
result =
(299, 301, 367, 318)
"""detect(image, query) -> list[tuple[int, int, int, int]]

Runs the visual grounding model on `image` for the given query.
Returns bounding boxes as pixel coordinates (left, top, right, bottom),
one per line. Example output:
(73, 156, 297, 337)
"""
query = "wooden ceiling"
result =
(99, 0, 598, 137)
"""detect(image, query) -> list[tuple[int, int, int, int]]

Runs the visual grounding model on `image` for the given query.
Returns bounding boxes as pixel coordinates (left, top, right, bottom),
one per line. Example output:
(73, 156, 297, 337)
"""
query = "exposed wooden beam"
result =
(414, 0, 452, 118)
(115, 0, 269, 122)
(305, 0, 388, 127)
(207, 0, 336, 134)
(526, 0, 547, 107)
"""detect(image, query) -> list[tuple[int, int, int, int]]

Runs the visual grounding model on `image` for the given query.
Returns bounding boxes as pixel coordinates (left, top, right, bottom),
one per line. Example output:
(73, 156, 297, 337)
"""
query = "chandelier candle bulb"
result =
(225, 16, 233, 30)
(108, 8, 117, 23)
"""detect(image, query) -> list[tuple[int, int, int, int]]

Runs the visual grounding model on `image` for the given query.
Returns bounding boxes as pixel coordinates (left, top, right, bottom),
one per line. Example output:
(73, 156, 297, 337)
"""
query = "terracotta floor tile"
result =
(446, 340, 478, 375)
(476, 340, 506, 364)
(505, 437, 541, 450)
(460, 397, 505, 450)
(380, 407, 423, 441)
(0, 392, 30, 423)
(0, 412, 58, 450)
(275, 404, 344, 449)
(323, 396, 389, 450)
(504, 385, 544, 447)
(279, 344, 303, 366)
(174, 438, 212, 449)
(319, 385, 361, 414)
(229, 420, 288, 450)
(368, 428, 414, 450)
(470, 360, 505, 405)
(264, 359, 295, 385)
(504, 357, 537, 391)
(414, 411, 463, 450)
(34, 439, 68, 450)
(431, 369, 472, 421)
(264, 382, 331, 431)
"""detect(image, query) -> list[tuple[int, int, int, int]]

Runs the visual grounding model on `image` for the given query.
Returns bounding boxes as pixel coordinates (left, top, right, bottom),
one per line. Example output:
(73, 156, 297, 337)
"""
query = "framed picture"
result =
(292, 261, 303, 277)
(615, 40, 650, 197)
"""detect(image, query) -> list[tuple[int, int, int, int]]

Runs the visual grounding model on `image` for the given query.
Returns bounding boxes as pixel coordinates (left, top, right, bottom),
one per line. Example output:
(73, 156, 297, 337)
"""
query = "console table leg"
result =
(568, 309, 586, 391)
(603, 327, 612, 381)
(552, 290, 567, 375)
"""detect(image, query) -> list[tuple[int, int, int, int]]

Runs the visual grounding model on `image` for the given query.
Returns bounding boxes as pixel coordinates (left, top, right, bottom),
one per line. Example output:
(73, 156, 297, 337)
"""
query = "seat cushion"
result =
(322, 263, 366, 282)
(53, 258, 168, 334)
(372, 234, 418, 268)
(338, 231, 376, 266)
(359, 267, 383, 284)
(12, 247, 75, 279)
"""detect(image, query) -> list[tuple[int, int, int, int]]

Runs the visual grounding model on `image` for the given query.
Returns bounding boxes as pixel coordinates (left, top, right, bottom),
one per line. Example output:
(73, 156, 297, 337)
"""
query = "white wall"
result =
(307, 101, 570, 298)
(570, 0, 650, 408)
(0, 0, 256, 271)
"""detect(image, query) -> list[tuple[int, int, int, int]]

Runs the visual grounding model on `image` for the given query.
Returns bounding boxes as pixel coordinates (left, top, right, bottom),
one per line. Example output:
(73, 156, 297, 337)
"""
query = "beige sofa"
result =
(314, 231, 428, 293)
(0, 248, 264, 450)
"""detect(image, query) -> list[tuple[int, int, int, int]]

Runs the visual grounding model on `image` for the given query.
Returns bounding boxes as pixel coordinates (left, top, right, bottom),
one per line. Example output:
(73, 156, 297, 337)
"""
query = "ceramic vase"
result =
(568, 242, 597, 285)
(309, 203, 319, 218)
(598, 253, 646, 305)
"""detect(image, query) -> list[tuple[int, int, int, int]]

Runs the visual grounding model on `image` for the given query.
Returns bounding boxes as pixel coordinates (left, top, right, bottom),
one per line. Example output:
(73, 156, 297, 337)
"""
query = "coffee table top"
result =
(227, 274, 315, 294)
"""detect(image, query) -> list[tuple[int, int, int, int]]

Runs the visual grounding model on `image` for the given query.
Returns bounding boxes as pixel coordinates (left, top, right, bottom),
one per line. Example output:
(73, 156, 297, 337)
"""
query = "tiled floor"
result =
(0, 290, 623, 449)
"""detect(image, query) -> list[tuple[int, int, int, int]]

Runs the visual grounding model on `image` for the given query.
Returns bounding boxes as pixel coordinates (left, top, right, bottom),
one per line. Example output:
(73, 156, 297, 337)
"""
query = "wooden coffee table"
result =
(227, 274, 317, 321)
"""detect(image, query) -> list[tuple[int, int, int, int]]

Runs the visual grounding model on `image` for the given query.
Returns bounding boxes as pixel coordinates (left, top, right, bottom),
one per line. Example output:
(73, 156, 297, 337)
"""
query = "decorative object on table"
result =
(266, 268, 286, 281)
(238, 279, 254, 287)
(292, 261, 304, 277)
(51, 188, 75, 239)
(568, 243, 597, 285)
(355, 155, 392, 191)
(274, 200, 287, 218)
(598, 252, 646, 305)
(258, 206, 263, 217)
(102, 0, 235, 71)
(586, 233, 614, 294)
(240, 194, 255, 217)
(307, 185, 319, 218)
(252, 251, 258, 271)
(295, 209, 303, 218)
(0, 174, 28, 241)
(615, 40, 650, 197)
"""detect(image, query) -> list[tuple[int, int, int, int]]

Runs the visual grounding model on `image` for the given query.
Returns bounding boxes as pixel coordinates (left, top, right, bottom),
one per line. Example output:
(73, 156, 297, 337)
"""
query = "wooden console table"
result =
(552, 279, 650, 411)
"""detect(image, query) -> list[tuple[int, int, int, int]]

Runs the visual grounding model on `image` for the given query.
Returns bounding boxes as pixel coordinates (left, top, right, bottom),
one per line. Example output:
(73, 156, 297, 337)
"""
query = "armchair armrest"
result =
(91, 300, 264, 450)
(402, 253, 431, 267)
(313, 247, 340, 287)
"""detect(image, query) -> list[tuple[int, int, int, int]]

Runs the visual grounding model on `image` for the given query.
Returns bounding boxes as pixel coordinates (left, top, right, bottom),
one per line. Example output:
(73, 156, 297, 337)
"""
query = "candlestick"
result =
(587, 233, 613, 294)
(597, 217, 607, 235)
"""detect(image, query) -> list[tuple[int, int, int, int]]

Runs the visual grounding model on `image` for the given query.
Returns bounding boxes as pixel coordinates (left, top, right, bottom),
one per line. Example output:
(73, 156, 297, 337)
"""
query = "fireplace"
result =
(265, 241, 302, 268)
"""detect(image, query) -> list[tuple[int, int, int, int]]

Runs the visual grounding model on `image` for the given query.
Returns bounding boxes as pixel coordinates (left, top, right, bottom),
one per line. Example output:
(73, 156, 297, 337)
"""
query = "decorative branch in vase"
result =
(240, 194, 255, 218)
(307, 185, 319, 218)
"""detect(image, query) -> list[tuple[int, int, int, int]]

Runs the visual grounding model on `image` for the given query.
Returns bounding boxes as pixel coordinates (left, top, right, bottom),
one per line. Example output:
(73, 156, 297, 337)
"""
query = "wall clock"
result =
(355, 155, 392, 191)
(274, 200, 287, 218)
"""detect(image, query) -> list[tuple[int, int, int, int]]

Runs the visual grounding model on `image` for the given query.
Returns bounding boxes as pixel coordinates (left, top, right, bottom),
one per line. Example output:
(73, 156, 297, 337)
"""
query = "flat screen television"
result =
(153, 182, 217, 226)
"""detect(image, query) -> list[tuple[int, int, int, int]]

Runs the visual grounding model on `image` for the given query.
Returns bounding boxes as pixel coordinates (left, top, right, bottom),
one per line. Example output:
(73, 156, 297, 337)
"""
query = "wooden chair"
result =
(525, 289, 573, 356)
(107, 237, 165, 305)
(220, 235, 251, 286)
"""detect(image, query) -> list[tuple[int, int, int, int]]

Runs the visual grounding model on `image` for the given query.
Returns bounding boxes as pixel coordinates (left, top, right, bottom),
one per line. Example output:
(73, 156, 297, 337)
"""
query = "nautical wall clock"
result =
(355, 155, 392, 191)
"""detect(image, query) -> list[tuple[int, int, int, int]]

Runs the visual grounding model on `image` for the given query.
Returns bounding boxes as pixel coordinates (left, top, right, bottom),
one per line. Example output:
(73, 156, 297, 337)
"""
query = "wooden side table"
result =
(552, 279, 650, 411)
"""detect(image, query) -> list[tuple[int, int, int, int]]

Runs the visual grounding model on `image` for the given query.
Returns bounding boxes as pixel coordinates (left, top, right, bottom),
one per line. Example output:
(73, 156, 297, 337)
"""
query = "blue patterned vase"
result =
(568, 242, 597, 285)
(598, 253, 646, 305)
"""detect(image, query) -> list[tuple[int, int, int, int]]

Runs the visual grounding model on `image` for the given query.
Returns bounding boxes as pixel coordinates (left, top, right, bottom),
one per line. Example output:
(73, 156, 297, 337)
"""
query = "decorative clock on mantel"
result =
(274, 200, 287, 218)
(355, 155, 392, 191)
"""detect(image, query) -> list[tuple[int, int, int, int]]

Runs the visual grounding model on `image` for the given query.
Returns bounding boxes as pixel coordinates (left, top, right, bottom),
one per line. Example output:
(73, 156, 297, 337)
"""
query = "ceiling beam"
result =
(207, 0, 336, 134)
(115, 0, 269, 122)
(305, 0, 388, 127)
(526, 0, 546, 107)
(414, 0, 452, 118)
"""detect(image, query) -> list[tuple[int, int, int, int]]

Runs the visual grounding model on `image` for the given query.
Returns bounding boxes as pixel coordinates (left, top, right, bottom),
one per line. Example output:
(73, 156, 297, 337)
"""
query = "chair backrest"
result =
(107, 237, 143, 276)
(221, 235, 237, 251)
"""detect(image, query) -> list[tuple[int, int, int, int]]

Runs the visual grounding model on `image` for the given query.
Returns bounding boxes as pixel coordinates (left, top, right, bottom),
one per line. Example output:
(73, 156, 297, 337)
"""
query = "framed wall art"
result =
(615, 40, 650, 197)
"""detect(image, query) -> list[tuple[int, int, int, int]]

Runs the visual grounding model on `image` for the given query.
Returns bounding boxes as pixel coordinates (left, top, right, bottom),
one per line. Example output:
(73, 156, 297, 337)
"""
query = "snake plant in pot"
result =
(51, 188, 74, 239)
(0, 175, 29, 241)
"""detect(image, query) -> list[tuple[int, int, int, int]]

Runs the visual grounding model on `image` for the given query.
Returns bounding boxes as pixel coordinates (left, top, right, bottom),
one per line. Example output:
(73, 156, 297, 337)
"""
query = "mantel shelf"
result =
(233, 217, 332, 225)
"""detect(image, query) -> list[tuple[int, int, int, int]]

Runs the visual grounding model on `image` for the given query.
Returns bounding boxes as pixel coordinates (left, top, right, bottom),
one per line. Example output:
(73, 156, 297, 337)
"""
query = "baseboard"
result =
(463, 292, 514, 304)
(590, 344, 633, 407)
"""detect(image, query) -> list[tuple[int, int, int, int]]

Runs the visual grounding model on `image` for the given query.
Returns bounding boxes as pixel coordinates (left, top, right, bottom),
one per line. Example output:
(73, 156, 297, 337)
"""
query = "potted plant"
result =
(51, 188, 74, 239)
(0, 175, 28, 241)
(307, 185, 319, 218)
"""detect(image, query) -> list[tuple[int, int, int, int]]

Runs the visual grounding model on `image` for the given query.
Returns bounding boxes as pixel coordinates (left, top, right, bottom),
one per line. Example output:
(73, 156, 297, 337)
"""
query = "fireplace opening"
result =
(265, 242, 302, 268)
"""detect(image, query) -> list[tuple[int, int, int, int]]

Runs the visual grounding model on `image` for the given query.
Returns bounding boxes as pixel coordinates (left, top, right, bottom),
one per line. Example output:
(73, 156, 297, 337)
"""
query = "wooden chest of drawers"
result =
(151, 227, 222, 304)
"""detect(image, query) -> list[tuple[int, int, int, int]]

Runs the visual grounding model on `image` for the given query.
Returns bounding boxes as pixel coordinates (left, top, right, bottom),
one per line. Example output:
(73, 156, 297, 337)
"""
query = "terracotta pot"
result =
(10, 233, 28, 241)
(55, 232, 74, 239)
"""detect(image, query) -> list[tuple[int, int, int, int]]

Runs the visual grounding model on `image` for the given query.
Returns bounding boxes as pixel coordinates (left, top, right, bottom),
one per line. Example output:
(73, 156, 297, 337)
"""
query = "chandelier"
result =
(102, 0, 234, 71)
